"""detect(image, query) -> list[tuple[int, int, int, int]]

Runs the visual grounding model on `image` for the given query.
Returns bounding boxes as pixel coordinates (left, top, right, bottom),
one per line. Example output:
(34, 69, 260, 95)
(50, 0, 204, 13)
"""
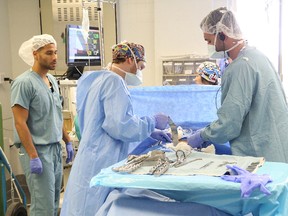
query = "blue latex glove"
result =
(129, 137, 158, 155)
(153, 113, 169, 130)
(151, 131, 172, 143)
(30, 157, 43, 174)
(221, 165, 272, 198)
(187, 129, 204, 148)
(66, 142, 74, 163)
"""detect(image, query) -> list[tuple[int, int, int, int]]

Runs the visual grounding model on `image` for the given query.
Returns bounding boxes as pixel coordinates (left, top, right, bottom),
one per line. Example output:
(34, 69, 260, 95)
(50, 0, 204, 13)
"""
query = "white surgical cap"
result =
(18, 34, 57, 66)
(200, 7, 243, 40)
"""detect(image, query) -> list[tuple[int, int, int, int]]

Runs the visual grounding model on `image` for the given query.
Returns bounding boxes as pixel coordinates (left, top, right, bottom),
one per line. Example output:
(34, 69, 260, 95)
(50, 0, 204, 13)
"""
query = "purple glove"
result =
(151, 131, 172, 143)
(153, 113, 169, 130)
(221, 165, 272, 198)
(187, 130, 204, 148)
(66, 142, 74, 164)
(30, 157, 43, 174)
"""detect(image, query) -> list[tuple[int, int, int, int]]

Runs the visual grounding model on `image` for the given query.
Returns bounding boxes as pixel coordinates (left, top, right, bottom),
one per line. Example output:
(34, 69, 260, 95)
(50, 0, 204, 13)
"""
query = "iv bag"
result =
(82, 7, 90, 44)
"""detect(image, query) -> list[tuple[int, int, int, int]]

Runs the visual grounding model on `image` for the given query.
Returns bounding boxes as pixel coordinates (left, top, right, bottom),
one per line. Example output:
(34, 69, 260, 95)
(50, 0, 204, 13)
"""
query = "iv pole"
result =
(278, 0, 283, 80)
(96, 0, 105, 68)
(82, 0, 117, 68)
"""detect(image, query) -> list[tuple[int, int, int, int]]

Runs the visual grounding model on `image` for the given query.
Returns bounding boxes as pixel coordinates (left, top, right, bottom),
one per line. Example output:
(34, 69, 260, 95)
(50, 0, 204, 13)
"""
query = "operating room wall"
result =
(117, 0, 233, 86)
(117, 0, 288, 96)
(0, 0, 41, 175)
(0, 0, 12, 163)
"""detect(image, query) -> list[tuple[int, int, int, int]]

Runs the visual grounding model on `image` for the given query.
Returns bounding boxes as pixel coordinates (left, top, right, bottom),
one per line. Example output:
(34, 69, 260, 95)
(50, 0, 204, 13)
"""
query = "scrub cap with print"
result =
(112, 41, 145, 62)
(196, 61, 220, 84)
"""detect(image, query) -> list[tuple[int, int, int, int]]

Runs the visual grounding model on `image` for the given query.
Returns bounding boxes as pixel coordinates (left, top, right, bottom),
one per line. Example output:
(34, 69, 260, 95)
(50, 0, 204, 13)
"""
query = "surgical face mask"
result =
(112, 65, 143, 86)
(125, 44, 143, 86)
(113, 43, 144, 86)
(208, 45, 227, 59)
(125, 69, 143, 86)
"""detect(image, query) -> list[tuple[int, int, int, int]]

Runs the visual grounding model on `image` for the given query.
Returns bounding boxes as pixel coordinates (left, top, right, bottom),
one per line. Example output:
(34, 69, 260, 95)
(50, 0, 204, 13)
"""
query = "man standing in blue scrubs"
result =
(11, 34, 74, 216)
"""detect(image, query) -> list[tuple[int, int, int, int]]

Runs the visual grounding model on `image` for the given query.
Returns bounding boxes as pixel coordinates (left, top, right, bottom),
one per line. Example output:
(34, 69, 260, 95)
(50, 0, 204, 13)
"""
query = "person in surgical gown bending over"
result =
(60, 41, 171, 216)
(186, 7, 288, 163)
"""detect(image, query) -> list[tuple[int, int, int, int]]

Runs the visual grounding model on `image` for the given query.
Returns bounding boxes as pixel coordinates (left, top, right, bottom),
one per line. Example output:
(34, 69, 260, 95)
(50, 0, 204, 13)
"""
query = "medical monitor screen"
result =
(66, 24, 101, 66)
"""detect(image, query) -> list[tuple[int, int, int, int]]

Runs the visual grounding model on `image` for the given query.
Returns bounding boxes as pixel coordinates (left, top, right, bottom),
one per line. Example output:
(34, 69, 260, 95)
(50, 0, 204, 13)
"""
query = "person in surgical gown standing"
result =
(187, 7, 288, 163)
(60, 41, 171, 216)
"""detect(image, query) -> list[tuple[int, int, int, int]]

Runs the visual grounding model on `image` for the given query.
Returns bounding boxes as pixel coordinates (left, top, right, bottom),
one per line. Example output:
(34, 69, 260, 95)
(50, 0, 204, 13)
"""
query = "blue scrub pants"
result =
(19, 143, 62, 216)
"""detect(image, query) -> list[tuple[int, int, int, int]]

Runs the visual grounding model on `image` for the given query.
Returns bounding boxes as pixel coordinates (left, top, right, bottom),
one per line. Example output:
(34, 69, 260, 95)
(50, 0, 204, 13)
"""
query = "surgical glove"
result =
(30, 157, 43, 174)
(153, 113, 169, 130)
(221, 165, 272, 198)
(187, 130, 204, 148)
(65, 142, 74, 164)
(129, 137, 158, 155)
(151, 131, 172, 143)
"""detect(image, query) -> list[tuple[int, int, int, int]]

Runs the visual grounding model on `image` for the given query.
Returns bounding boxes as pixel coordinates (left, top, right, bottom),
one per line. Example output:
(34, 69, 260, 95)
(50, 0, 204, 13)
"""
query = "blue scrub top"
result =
(11, 70, 63, 145)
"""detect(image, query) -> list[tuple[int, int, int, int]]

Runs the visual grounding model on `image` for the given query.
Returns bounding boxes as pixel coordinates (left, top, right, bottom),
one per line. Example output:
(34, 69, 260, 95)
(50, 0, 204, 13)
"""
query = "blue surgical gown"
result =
(60, 70, 156, 216)
(201, 46, 288, 163)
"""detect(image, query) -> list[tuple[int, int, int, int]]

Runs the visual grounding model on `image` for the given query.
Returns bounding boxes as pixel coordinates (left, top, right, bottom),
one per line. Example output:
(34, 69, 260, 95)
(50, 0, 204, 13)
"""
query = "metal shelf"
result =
(162, 57, 216, 85)
(163, 74, 197, 77)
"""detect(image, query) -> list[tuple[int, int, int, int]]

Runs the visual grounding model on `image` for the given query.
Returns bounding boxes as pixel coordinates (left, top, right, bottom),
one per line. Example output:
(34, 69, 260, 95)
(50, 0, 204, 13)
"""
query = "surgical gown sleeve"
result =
(100, 74, 155, 142)
(201, 59, 255, 143)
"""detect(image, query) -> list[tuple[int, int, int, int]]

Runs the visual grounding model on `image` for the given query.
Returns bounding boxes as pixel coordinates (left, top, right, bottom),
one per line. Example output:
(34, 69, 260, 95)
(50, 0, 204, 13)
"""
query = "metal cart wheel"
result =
(1, 147, 27, 216)
(5, 202, 27, 216)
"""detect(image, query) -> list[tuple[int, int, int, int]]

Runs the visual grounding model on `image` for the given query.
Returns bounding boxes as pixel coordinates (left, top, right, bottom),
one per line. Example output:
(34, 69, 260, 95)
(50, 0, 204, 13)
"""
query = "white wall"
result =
(8, 0, 41, 78)
(0, 0, 13, 160)
(117, 0, 155, 85)
(117, 0, 287, 95)
(0, 0, 40, 175)
(153, 0, 215, 85)
(117, 0, 231, 86)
